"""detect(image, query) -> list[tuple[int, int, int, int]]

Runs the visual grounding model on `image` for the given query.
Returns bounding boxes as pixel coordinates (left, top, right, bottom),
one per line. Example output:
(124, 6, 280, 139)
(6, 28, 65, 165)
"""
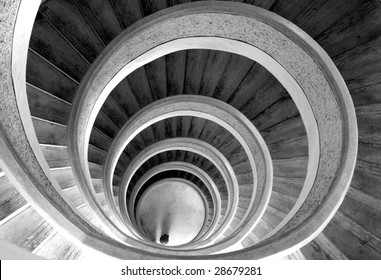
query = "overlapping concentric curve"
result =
(1, 0, 357, 259)
(66, 1, 357, 258)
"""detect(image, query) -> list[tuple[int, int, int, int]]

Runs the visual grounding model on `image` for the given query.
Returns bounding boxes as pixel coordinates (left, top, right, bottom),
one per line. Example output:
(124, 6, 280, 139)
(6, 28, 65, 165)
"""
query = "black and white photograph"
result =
(0, 0, 380, 278)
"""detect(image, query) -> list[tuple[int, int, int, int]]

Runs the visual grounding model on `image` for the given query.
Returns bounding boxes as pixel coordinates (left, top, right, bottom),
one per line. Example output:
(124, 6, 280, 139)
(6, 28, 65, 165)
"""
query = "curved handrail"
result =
(4, 0, 357, 259)
(67, 1, 356, 258)
(102, 96, 271, 251)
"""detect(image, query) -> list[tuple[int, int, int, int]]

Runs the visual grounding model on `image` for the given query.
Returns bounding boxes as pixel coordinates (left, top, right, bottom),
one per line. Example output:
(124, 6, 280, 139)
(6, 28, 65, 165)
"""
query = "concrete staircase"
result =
(0, 0, 380, 260)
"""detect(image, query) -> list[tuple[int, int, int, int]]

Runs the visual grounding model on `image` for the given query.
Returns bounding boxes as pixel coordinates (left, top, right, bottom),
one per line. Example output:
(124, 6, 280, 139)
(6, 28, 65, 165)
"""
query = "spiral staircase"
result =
(0, 0, 380, 260)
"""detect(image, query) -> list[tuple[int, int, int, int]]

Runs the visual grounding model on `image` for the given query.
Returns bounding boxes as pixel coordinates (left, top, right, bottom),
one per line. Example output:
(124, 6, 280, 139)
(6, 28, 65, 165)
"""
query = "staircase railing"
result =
(0, 0, 357, 259)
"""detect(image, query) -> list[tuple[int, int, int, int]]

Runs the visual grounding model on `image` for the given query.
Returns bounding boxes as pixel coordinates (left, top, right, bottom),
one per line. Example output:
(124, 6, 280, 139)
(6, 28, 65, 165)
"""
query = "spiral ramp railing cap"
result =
(0, 0, 357, 259)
